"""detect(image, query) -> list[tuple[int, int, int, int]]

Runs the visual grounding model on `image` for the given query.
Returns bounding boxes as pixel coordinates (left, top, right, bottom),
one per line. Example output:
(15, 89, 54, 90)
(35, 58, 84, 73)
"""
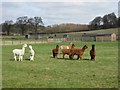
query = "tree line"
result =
(1, 12, 119, 36)
(2, 16, 44, 35)
(89, 12, 119, 30)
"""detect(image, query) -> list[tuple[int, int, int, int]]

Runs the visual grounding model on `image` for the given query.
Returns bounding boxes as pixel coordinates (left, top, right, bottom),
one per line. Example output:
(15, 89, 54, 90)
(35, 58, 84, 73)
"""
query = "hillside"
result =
(47, 28, 118, 39)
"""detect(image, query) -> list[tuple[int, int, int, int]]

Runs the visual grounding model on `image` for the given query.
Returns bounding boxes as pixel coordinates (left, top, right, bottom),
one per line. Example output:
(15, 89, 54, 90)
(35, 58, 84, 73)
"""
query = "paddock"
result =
(2, 41, 118, 88)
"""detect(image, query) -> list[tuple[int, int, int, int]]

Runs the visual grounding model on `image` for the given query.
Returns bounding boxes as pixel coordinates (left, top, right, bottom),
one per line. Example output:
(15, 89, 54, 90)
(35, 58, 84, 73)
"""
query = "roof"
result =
(82, 33, 114, 37)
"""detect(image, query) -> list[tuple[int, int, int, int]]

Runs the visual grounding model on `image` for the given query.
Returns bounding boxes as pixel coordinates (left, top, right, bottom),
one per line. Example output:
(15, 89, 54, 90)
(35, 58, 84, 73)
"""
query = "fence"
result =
(1, 37, 83, 45)
(1, 39, 47, 45)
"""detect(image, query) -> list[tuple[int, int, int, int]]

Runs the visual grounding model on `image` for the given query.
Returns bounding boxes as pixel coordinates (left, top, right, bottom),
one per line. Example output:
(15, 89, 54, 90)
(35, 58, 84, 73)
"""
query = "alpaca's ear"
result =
(24, 44, 27, 47)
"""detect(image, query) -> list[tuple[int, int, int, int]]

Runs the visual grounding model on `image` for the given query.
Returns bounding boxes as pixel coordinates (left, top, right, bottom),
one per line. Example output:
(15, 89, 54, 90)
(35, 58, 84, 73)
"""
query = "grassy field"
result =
(2, 41, 118, 88)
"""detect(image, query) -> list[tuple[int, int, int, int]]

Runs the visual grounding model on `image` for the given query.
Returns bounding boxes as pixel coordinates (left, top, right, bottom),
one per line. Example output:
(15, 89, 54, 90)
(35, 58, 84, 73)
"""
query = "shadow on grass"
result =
(10, 58, 31, 61)
(50, 56, 90, 61)
(25, 58, 30, 61)
(82, 58, 90, 60)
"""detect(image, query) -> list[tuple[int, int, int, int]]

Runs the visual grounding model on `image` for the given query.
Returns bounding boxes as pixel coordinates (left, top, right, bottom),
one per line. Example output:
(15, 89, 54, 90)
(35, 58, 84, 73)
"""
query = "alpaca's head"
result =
(56, 45, 59, 48)
(29, 45, 32, 49)
(23, 44, 27, 48)
(83, 45, 88, 49)
(71, 43, 75, 48)
(92, 44, 95, 51)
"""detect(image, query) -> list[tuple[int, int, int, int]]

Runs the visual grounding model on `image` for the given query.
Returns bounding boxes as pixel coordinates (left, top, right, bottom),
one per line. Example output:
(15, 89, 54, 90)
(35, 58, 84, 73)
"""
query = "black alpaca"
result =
(90, 45, 96, 60)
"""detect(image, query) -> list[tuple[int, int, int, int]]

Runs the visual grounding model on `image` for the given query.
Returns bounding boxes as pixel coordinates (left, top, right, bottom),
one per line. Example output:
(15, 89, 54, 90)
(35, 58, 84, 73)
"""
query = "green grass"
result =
(2, 41, 118, 88)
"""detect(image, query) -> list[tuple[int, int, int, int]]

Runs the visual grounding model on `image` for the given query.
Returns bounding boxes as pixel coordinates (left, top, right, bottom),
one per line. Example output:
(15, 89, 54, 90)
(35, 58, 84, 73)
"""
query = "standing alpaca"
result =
(60, 42, 73, 50)
(61, 43, 75, 59)
(13, 44, 27, 61)
(70, 45, 88, 60)
(29, 45, 35, 61)
(52, 45, 59, 58)
(90, 45, 96, 60)
(59, 42, 73, 57)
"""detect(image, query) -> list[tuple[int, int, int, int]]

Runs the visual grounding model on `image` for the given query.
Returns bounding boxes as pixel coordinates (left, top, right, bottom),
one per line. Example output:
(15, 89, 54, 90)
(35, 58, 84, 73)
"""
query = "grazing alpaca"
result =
(29, 45, 35, 61)
(52, 45, 59, 58)
(61, 43, 75, 59)
(13, 44, 27, 61)
(70, 45, 88, 60)
(90, 45, 96, 60)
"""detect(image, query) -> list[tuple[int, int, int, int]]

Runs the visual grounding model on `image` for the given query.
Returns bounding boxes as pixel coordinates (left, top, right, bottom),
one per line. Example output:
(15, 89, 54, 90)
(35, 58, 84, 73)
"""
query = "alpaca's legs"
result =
(20, 56, 23, 61)
(53, 53, 55, 58)
(55, 54, 58, 58)
(31, 55, 34, 61)
(63, 54, 65, 59)
(91, 55, 95, 60)
(80, 56, 82, 60)
(18, 55, 22, 61)
(77, 55, 79, 60)
(69, 54, 72, 59)
(70, 54, 74, 59)
(18, 55, 21, 61)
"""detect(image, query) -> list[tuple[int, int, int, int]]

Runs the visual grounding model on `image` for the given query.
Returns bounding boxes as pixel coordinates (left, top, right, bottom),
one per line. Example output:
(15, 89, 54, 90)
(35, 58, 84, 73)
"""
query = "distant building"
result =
(81, 33, 116, 42)
(26, 33, 42, 39)
(62, 34, 69, 42)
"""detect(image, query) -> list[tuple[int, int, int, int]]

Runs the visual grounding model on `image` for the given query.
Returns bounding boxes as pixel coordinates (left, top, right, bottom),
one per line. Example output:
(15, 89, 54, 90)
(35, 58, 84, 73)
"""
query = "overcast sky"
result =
(1, 0, 119, 26)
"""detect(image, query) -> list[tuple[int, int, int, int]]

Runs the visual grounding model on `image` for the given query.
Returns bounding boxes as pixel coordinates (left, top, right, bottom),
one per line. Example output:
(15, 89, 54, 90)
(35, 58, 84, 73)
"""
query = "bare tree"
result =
(16, 16, 28, 35)
(28, 17, 44, 33)
(2, 20, 13, 35)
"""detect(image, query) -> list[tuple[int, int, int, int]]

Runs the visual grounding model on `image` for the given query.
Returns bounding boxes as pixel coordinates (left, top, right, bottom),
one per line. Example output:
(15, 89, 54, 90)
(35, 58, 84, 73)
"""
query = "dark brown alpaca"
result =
(70, 45, 88, 60)
(61, 43, 75, 59)
(90, 45, 96, 60)
(52, 45, 59, 58)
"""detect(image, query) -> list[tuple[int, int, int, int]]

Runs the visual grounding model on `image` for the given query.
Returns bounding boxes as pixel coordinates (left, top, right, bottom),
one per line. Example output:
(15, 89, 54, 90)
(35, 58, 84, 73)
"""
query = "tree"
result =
(16, 16, 28, 35)
(28, 17, 44, 33)
(108, 13, 117, 27)
(89, 12, 118, 30)
(2, 20, 13, 35)
(89, 16, 103, 30)
(103, 12, 117, 28)
(118, 17, 120, 27)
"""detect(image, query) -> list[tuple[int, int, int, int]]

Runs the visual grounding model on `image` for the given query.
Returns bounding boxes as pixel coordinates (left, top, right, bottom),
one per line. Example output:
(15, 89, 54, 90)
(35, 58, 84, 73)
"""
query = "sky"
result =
(1, 0, 119, 26)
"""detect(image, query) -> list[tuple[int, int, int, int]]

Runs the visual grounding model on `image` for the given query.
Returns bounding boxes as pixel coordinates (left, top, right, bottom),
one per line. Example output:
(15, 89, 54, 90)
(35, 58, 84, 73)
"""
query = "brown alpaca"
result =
(90, 45, 96, 60)
(60, 42, 73, 49)
(70, 45, 88, 60)
(61, 43, 75, 59)
(52, 45, 59, 58)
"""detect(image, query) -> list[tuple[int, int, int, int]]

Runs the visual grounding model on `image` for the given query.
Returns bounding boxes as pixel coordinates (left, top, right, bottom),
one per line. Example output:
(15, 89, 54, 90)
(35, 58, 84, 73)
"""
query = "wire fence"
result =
(1, 39, 47, 45)
(1, 37, 82, 45)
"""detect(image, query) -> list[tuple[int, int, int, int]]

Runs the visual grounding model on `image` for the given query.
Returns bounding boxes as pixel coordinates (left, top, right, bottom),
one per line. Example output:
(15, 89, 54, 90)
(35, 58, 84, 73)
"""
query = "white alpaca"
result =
(13, 44, 27, 61)
(29, 45, 35, 61)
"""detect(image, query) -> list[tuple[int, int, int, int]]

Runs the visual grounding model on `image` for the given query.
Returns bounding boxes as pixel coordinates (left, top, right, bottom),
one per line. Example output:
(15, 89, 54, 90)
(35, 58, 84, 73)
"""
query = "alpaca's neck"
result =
(22, 47, 26, 54)
(81, 47, 86, 52)
(56, 48, 59, 50)
(71, 46, 74, 49)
